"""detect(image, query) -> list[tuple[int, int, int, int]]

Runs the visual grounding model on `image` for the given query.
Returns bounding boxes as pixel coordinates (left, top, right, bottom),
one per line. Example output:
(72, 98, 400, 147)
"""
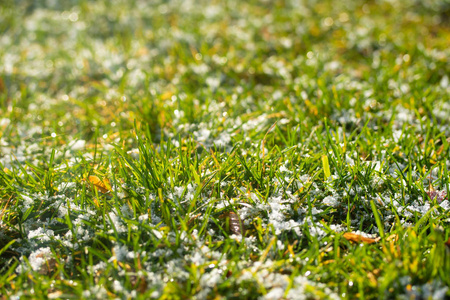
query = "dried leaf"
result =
(87, 175, 111, 193)
(343, 232, 380, 244)
(426, 189, 447, 204)
(186, 213, 202, 228)
(386, 234, 398, 242)
(445, 237, 450, 248)
(219, 212, 245, 236)
(229, 212, 245, 236)
(93, 198, 100, 208)
(136, 276, 148, 293)
(48, 291, 63, 299)
(367, 271, 378, 287)
(35, 254, 57, 275)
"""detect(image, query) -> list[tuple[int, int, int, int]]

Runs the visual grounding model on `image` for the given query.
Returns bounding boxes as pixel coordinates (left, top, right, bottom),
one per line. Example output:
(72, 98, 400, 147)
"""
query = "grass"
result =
(0, 0, 450, 299)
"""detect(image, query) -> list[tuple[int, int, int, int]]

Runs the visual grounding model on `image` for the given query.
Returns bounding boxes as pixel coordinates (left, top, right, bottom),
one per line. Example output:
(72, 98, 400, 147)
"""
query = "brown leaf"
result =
(87, 175, 111, 193)
(186, 213, 202, 227)
(35, 254, 57, 275)
(219, 212, 245, 236)
(445, 237, 450, 248)
(426, 189, 447, 204)
(229, 212, 245, 236)
(343, 232, 380, 244)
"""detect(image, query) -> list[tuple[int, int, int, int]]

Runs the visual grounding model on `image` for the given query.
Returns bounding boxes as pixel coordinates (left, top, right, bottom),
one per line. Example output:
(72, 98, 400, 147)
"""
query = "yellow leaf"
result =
(87, 175, 111, 193)
(343, 232, 380, 244)
(93, 197, 100, 208)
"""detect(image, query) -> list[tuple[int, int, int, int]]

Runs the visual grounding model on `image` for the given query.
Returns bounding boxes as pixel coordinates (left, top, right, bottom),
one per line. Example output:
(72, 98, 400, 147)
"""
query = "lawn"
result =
(0, 0, 450, 299)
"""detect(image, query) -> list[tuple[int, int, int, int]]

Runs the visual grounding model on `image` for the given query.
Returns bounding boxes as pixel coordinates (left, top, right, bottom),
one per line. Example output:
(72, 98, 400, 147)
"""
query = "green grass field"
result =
(1, 0, 450, 299)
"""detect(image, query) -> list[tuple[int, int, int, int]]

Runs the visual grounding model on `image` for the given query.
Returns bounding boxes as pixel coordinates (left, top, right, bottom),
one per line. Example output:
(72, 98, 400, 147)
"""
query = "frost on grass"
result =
(19, 247, 56, 275)
(237, 260, 340, 300)
(8, 135, 450, 298)
(394, 276, 448, 300)
(322, 195, 339, 208)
